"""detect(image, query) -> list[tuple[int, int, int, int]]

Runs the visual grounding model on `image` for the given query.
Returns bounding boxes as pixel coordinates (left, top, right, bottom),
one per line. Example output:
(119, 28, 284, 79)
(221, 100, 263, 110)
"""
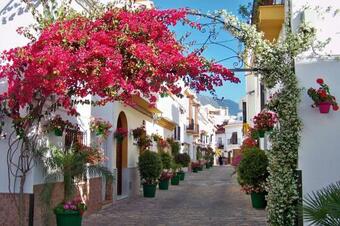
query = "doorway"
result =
(116, 112, 128, 196)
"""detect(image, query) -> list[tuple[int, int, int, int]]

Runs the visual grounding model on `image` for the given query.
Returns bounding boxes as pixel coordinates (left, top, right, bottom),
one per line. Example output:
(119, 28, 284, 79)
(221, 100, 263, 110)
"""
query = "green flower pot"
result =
(158, 179, 169, 190)
(258, 130, 265, 138)
(54, 128, 63, 137)
(198, 166, 203, 171)
(192, 168, 198, 173)
(250, 192, 267, 209)
(171, 174, 180, 185)
(206, 163, 210, 169)
(177, 171, 185, 181)
(55, 212, 82, 226)
(143, 184, 157, 198)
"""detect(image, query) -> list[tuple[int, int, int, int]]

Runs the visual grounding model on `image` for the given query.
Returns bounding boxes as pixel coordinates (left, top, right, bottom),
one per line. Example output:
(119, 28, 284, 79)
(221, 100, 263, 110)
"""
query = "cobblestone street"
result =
(83, 166, 267, 226)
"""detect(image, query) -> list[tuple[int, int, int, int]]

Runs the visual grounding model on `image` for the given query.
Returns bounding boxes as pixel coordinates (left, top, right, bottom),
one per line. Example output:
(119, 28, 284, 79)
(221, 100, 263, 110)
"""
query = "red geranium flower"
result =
(316, 78, 324, 84)
(333, 105, 339, 111)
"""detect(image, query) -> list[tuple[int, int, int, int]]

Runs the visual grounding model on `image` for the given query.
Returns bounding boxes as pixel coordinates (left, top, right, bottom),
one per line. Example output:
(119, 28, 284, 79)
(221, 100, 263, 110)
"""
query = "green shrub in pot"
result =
(237, 147, 268, 209)
(138, 150, 163, 197)
(174, 153, 190, 180)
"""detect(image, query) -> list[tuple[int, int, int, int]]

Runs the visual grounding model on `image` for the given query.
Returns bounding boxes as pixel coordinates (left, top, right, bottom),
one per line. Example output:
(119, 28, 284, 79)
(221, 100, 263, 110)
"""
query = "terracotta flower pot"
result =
(318, 102, 331, 114)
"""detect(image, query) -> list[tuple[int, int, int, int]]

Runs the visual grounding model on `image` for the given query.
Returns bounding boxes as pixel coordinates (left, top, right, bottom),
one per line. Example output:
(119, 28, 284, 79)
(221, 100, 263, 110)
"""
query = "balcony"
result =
(227, 139, 241, 145)
(186, 122, 199, 135)
(253, 0, 285, 42)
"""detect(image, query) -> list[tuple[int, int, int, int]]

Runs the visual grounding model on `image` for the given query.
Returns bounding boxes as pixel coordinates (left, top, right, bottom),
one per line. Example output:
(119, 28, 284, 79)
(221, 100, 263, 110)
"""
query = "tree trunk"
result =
(18, 175, 26, 226)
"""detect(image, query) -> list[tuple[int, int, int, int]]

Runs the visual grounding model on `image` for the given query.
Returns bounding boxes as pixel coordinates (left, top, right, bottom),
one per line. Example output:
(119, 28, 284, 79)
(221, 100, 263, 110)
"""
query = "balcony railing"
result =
(227, 139, 241, 145)
(186, 123, 199, 134)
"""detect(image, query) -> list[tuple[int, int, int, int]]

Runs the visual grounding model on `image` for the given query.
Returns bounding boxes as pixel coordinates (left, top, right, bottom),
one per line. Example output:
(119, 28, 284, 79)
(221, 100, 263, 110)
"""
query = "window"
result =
(230, 132, 238, 145)
(174, 126, 181, 140)
(218, 137, 222, 145)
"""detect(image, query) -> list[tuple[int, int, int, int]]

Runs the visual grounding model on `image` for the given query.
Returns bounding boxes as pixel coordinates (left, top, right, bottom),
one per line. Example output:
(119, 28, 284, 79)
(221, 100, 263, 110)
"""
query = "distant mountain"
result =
(197, 95, 240, 116)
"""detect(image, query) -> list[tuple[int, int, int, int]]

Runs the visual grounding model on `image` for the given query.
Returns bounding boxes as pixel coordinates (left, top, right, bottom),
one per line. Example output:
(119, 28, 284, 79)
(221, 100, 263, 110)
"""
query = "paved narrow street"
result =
(83, 166, 267, 226)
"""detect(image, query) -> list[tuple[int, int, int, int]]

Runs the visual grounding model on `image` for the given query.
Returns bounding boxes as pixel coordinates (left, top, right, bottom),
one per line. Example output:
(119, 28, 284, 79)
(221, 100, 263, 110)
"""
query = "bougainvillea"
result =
(0, 8, 239, 117)
(0, 7, 240, 226)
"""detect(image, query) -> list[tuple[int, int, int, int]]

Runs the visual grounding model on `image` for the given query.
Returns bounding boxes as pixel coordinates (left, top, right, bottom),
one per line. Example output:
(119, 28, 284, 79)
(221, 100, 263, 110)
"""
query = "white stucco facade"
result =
(292, 0, 340, 198)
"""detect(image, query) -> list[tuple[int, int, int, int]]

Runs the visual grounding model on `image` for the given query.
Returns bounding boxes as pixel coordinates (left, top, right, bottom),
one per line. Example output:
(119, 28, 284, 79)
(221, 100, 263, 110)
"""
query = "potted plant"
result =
(114, 127, 128, 143)
(44, 115, 75, 136)
(191, 162, 200, 173)
(132, 125, 146, 140)
(43, 145, 112, 226)
(174, 153, 190, 180)
(170, 163, 181, 185)
(159, 152, 173, 190)
(158, 171, 173, 190)
(237, 147, 269, 209)
(307, 78, 339, 113)
(138, 150, 162, 197)
(253, 110, 278, 138)
(90, 118, 112, 139)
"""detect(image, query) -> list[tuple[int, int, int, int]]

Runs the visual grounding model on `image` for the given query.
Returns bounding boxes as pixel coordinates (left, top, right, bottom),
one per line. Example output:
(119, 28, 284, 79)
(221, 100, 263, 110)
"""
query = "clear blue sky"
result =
(153, 0, 252, 103)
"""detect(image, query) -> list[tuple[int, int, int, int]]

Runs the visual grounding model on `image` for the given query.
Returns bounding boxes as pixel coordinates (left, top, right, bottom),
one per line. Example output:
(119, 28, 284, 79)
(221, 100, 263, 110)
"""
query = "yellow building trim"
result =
(257, 5, 284, 42)
(156, 117, 177, 131)
(131, 95, 162, 117)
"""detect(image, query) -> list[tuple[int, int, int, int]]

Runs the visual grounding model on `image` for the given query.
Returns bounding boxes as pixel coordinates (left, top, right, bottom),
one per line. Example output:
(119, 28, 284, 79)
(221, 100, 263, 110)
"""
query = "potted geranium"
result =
(159, 152, 173, 190)
(90, 118, 112, 138)
(114, 128, 128, 143)
(138, 150, 163, 197)
(174, 153, 191, 180)
(307, 78, 339, 113)
(43, 145, 112, 226)
(253, 110, 278, 138)
(237, 147, 269, 209)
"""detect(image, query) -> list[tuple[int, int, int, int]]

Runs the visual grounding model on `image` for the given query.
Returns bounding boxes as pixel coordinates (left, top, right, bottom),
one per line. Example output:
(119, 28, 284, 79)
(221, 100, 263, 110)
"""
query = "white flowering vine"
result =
(213, 10, 316, 225)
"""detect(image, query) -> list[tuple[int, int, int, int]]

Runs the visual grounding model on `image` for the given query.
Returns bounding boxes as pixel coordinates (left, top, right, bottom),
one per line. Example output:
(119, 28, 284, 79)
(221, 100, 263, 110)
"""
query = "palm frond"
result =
(303, 181, 340, 226)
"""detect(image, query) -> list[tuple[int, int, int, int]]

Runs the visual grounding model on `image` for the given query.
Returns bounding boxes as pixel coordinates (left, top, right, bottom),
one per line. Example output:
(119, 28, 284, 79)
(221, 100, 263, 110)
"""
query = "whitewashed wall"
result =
(224, 122, 243, 154)
(292, 0, 340, 203)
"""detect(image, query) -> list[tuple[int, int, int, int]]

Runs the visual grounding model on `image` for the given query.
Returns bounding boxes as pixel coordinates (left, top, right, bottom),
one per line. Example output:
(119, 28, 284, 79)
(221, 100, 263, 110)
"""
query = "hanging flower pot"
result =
(308, 78, 338, 114)
(318, 102, 331, 114)
(258, 130, 265, 138)
(54, 128, 63, 137)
